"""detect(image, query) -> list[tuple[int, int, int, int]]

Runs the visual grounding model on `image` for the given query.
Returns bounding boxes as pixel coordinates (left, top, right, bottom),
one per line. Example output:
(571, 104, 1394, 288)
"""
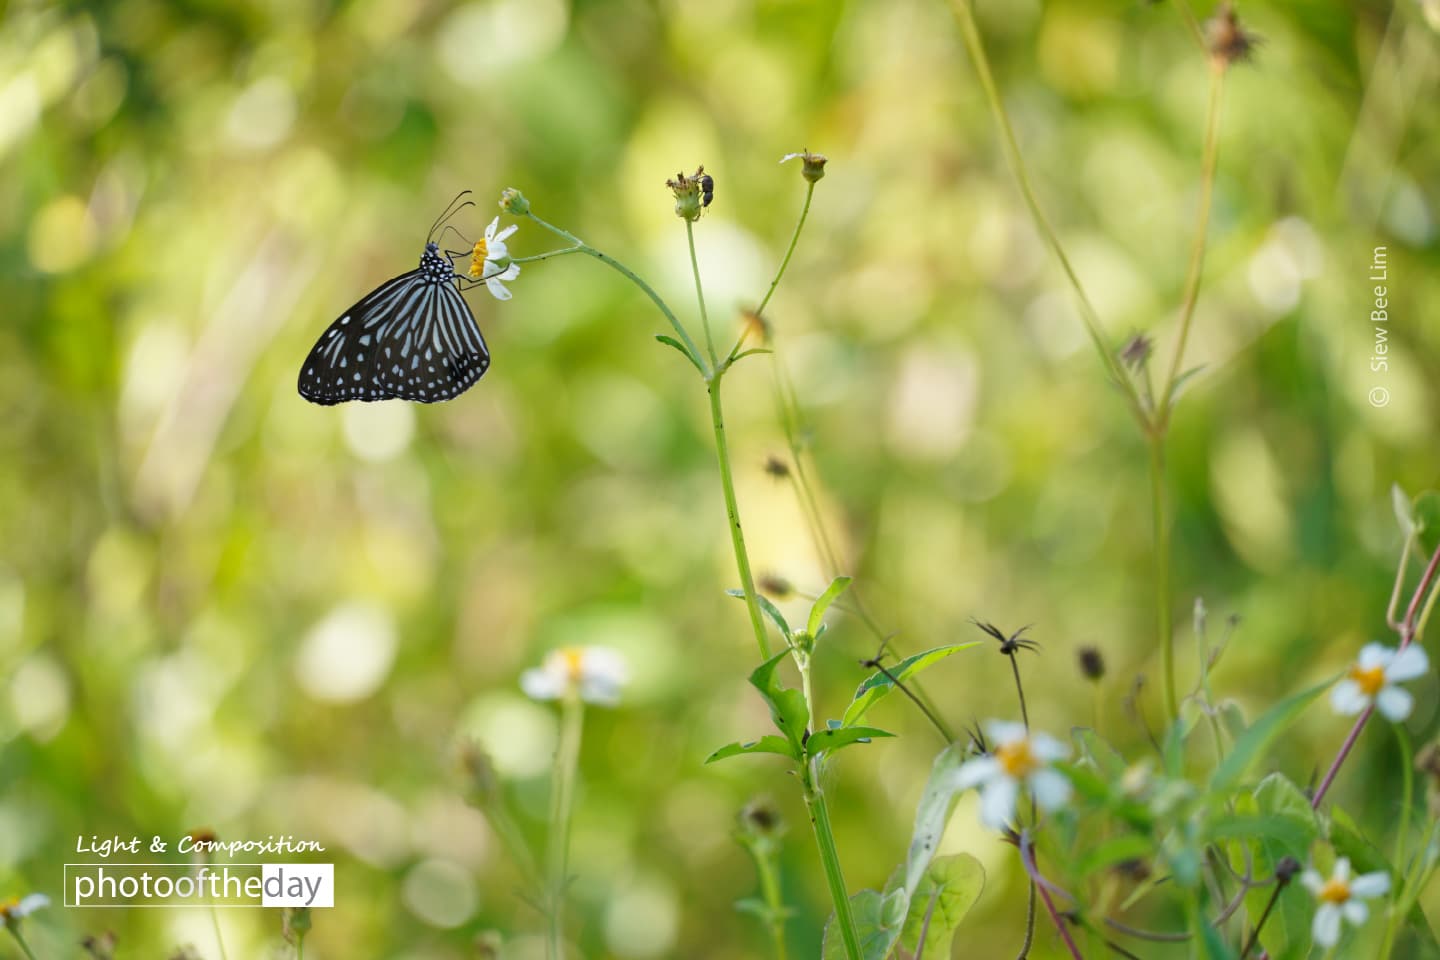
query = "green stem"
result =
(746, 841, 790, 960)
(709, 372, 771, 660)
(526, 212, 707, 375)
(946, 0, 1145, 427)
(1395, 724, 1415, 876)
(6, 929, 38, 960)
(1149, 433, 1177, 725)
(802, 763, 862, 960)
(1157, 64, 1225, 426)
(686, 220, 718, 368)
(210, 904, 230, 960)
(757, 182, 815, 317)
(547, 695, 585, 960)
(511, 245, 583, 264)
(297, 938, 305, 960)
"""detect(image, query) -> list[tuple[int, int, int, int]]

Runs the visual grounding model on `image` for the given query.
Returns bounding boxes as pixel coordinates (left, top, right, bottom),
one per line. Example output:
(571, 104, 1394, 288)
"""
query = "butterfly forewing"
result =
(297, 243, 491, 405)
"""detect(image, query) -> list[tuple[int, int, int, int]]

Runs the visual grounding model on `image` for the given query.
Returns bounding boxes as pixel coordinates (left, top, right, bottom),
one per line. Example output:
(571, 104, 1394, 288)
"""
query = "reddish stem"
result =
(1020, 834, 1084, 959)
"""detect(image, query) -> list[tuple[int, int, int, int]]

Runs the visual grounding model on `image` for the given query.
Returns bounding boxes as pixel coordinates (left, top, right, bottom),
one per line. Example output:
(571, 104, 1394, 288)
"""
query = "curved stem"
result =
(1019, 836, 1084, 959)
(526, 212, 707, 374)
(1157, 64, 1225, 425)
(757, 182, 815, 317)
(6, 929, 38, 960)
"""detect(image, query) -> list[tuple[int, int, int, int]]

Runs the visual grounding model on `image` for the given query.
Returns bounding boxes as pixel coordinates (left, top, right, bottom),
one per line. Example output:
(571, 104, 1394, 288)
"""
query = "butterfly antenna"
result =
(427, 190, 473, 242)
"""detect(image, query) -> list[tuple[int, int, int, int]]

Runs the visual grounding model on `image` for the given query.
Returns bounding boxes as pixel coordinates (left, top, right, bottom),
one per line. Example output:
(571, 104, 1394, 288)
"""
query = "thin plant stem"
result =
(747, 844, 789, 960)
(526, 212, 707, 374)
(1240, 875, 1289, 958)
(1008, 653, 1037, 958)
(802, 763, 862, 960)
(210, 904, 230, 960)
(686, 220, 719, 367)
(1157, 64, 1226, 425)
(1314, 705, 1374, 811)
(945, 0, 1145, 427)
(1020, 836, 1084, 959)
(1396, 724, 1415, 873)
(1148, 435, 1177, 724)
(547, 695, 585, 960)
(757, 182, 814, 317)
(6, 929, 38, 960)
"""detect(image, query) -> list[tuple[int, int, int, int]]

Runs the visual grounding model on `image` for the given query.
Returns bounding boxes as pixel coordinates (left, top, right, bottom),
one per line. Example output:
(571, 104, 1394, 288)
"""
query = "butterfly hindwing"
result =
(297, 243, 491, 405)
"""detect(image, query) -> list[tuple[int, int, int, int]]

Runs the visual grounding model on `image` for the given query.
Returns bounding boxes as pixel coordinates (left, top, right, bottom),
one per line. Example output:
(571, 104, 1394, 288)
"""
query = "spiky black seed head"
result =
(1275, 856, 1302, 883)
(1078, 646, 1106, 681)
(1206, 3, 1260, 66)
(971, 618, 1040, 656)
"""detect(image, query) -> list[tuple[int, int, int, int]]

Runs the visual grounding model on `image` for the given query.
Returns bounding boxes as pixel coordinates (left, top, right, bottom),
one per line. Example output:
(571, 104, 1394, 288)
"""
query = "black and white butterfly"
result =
(298, 194, 496, 405)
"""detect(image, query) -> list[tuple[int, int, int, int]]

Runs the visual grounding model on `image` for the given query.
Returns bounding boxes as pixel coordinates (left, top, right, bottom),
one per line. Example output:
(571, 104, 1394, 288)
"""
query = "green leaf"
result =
(1210, 680, 1330, 793)
(1076, 834, 1154, 876)
(1197, 917, 1239, 960)
(1395, 483, 1416, 537)
(842, 643, 979, 727)
(1073, 727, 1128, 780)
(900, 743, 969, 896)
(821, 889, 905, 960)
(749, 650, 810, 752)
(654, 334, 703, 374)
(1226, 774, 1318, 960)
(727, 588, 793, 642)
(705, 736, 799, 764)
(807, 576, 853, 638)
(893, 854, 984, 957)
(1166, 364, 1208, 405)
(806, 725, 894, 760)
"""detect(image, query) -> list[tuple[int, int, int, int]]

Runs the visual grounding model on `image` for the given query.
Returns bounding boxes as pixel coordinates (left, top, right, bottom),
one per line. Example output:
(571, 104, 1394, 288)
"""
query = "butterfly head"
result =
(419, 241, 454, 283)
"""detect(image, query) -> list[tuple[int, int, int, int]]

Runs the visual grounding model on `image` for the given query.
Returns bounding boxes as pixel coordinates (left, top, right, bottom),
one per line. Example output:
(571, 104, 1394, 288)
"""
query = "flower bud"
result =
(666, 167, 707, 222)
(781, 150, 828, 183)
(1077, 646, 1105, 682)
(498, 188, 530, 216)
(1206, 3, 1259, 67)
(283, 906, 311, 944)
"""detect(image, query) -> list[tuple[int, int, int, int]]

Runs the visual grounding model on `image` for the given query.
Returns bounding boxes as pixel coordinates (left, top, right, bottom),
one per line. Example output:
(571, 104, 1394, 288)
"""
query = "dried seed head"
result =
(1206, 3, 1260, 67)
(738, 798, 785, 839)
(1078, 646, 1106, 682)
(781, 149, 828, 183)
(1275, 856, 1302, 883)
(666, 166, 708, 221)
(81, 932, 118, 960)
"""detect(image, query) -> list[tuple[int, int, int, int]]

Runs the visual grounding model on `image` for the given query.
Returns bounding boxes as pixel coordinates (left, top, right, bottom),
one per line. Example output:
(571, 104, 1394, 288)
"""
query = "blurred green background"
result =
(2, 0, 1439, 956)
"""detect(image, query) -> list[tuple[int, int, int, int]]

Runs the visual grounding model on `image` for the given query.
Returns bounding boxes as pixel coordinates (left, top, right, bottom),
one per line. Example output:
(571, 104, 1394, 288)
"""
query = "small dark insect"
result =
(298, 192, 493, 405)
(698, 169, 715, 208)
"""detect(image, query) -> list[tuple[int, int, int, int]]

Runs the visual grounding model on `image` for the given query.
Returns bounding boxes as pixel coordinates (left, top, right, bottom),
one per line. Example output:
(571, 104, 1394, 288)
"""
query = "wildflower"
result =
(1206, 2, 1260, 66)
(1301, 858, 1388, 947)
(780, 150, 828, 183)
(665, 167, 708, 222)
(1330, 643, 1428, 721)
(498, 187, 529, 216)
(521, 646, 627, 706)
(468, 217, 521, 300)
(953, 721, 1071, 830)
(971, 619, 1039, 656)
(0, 894, 48, 927)
(1077, 646, 1105, 681)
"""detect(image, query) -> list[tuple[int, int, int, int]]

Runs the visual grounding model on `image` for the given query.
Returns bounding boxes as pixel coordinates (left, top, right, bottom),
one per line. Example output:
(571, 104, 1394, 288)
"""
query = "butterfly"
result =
(298, 193, 495, 405)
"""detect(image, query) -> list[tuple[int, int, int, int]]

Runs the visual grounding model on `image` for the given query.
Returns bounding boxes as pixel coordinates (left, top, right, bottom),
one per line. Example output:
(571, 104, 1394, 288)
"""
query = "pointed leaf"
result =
(893, 854, 985, 957)
(1210, 680, 1330, 793)
(843, 643, 979, 727)
(806, 726, 894, 760)
(654, 334, 703, 374)
(727, 588, 793, 642)
(822, 889, 905, 960)
(749, 649, 810, 752)
(1167, 364, 1207, 404)
(705, 736, 799, 764)
(807, 576, 853, 638)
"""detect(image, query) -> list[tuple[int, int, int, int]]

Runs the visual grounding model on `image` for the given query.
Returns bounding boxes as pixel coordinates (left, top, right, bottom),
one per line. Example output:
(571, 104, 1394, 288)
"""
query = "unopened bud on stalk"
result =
(781, 150, 828, 183)
(498, 187, 530, 216)
(666, 166, 709, 222)
(1206, 2, 1259, 67)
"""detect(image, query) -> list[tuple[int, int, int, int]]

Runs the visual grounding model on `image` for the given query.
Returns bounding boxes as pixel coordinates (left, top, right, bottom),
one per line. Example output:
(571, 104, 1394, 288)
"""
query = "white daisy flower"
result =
(1330, 643, 1428, 722)
(469, 216, 521, 300)
(521, 646, 627, 707)
(0, 893, 49, 927)
(953, 721, 1072, 830)
(1301, 858, 1389, 948)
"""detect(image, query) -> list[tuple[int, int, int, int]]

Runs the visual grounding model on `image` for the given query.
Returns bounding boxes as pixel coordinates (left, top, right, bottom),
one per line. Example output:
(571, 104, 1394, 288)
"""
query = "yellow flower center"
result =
(469, 239, 490, 279)
(1347, 663, 1386, 697)
(996, 737, 1038, 779)
(1318, 877, 1351, 904)
(560, 648, 585, 683)
(0, 896, 17, 917)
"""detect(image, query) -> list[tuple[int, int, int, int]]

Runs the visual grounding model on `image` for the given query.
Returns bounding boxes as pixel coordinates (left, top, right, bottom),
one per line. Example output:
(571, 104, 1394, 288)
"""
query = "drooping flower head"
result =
(1301, 858, 1388, 947)
(521, 646, 628, 707)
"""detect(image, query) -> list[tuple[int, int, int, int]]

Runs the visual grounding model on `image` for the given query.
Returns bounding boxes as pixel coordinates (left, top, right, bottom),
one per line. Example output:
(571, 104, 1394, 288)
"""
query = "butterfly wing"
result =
(297, 271, 490, 404)
(370, 282, 491, 402)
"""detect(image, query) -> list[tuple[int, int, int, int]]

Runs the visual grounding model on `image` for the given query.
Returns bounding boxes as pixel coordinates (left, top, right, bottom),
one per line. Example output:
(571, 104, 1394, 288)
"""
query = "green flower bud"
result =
(781, 150, 828, 183)
(498, 188, 530, 216)
(666, 166, 707, 222)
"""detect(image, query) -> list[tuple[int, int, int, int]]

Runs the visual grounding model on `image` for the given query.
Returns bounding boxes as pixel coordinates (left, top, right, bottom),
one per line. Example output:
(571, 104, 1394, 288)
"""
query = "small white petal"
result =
(579, 675, 622, 706)
(1342, 900, 1369, 925)
(979, 777, 1019, 831)
(1029, 768, 1072, 811)
(484, 217, 500, 241)
(1377, 685, 1414, 722)
(985, 720, 1028, 746)
(952, 756, 1000, 791)
(487, 238, 509, 261)
(494, 223, 518, 243)
(1386, 645, 1429, 682)
(1300, 870, 1325, 894)
(520, 668, 562, 700)
(1358, 643, 1393, 670)
(1313, 904, 1342, 947)
(1350, 872, 1391, 899)
(13, 894, 48, 916)
(485, 278, 513, 301)
(1334, 858, 1352, 881)
(580, 647, 627, 684)
(1331, 680, 1371, 715)
(780, 152, 804, 163)
(495, 262, 521, 281)
(1030, 732, 1071, 762)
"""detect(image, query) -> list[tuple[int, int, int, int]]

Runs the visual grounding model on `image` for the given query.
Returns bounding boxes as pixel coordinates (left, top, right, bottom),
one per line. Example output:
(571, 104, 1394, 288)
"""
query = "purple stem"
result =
(1020, 834, 1084, 959)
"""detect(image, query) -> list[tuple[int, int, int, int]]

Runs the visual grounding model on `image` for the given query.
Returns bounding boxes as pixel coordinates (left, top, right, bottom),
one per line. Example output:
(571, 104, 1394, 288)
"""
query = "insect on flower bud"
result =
(498, 187, 530, 216)
(781, 150, 828, 183)
(666, 166, 708, 222)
